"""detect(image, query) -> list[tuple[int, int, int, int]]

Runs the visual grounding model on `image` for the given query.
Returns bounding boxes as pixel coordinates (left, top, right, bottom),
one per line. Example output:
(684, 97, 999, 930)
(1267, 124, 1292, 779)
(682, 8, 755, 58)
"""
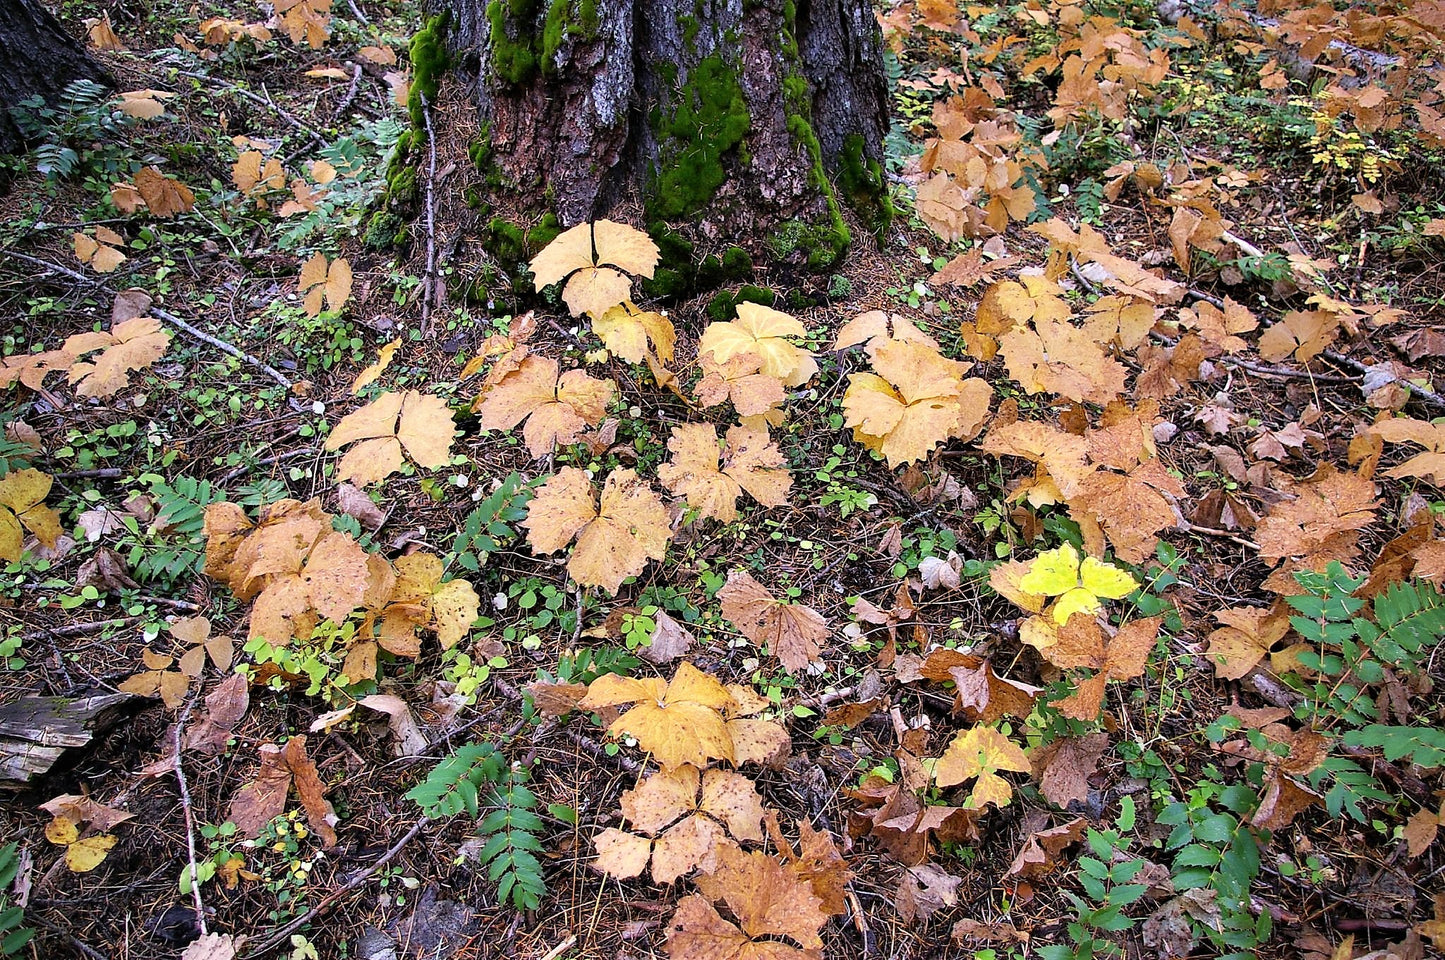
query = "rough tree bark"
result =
(0, 0, 112, 154)
(436, 0, 892, 271)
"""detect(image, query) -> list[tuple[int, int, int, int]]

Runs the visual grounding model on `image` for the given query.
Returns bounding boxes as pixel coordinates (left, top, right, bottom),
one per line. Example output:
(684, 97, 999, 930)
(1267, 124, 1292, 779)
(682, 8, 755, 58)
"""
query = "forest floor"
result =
(2, 1, 1445, 960)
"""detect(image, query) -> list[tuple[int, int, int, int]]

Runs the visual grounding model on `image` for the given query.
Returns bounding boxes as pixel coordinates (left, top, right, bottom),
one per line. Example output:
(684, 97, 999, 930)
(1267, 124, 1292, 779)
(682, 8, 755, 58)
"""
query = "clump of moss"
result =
(647, 54, 751, 222)
(706, 285, 776, 322)
(408, 15, 449, 126)
(364, 211, 407, 249)
(837, 132, 893, 237)
(541, 0, 600, 70)
(485, 215, 562, 290)
(641, 223, 753, 301)
(487, 0, 541, 85)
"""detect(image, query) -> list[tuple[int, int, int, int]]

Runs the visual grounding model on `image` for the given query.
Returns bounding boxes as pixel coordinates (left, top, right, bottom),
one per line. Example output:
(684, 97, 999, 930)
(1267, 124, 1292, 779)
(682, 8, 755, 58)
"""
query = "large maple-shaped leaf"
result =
(521, 467, 672, 593)
(699, 304, 818, 388)
(934, 725, 1030, 809)
(1020, 615, 1161, 719)
(965, 276, 1072, 360)
(579, 661, 737, 769)
(667, 845, 829, 960)
(658, 423, 792, 522)
(841, 339, 992, 468)
(386, 552, 480, 650)
(1178, 297, 1257, 355)
(592, 301, 676, 364)
(61, 316, 171, 398)
(1368, 417, 1445, 487)
(694, 351, 789, 418)
(1070, 458, 1185, 565)
(473, 354, 614, 458)
(718, 570, 828, 673)
(998, 318, 1127, 405)
(594, 764, 765, 884)
(1257, 309, 1340, 363)
(981, 419, 1094, 503)
(202, 498, 371, 644)
(1018, 543, 1137, 625)
(1078, 295, 1158, 351)
(1254, 465, 1378, 566)
(0, 468, 63, 562)
(324, 390, 455, 485)
(134, 166, 195, 217)
(528, 220, 659, 317)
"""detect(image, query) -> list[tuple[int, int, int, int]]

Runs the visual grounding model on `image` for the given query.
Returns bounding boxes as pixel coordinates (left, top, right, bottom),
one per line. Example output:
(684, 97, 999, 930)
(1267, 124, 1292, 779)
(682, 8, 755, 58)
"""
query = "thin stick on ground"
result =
(174, 70, 328, 144)
(3, 250, 295, 391)
(419, 93, 439, 336)
(175, 693, 207, 936)
(240, 815, 429, 959)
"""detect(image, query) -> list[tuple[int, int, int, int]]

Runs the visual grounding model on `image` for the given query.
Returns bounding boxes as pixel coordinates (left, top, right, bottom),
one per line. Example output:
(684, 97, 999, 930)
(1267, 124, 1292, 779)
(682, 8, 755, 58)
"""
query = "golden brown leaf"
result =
(934, 725, 1031, 809)
(521, 467, 671, 593)
(474, 354, 614, 458)
(63, 316, 172, 398)
(579, 662, 737, 769)
(324, 390, 455, 485)
(0, 468, 63, 562)
(591, 302, 676, 364)
(718, 570, 828, 673)
(842, 339, 992, 468)
(699, 304, 818, 388)
(658, 423, 792, 522)
(1205, 605, 1290, 681)
(134, 166, 195, 217)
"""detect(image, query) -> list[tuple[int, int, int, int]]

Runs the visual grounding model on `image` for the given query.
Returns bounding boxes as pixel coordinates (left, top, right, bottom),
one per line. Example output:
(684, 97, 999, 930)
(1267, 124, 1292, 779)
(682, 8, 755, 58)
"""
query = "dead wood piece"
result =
(0, 693, 138, 787)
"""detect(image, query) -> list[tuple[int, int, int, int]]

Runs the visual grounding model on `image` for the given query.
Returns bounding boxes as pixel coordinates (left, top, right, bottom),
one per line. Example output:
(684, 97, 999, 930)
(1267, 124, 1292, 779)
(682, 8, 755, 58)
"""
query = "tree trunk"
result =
(437, 0, 891, 271)
(0, 0, 112, 154)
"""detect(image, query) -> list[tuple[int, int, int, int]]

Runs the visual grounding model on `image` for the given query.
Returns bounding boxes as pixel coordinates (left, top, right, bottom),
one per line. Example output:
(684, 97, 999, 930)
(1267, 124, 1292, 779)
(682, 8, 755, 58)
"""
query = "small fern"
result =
(407, 744, 548, 910)
(124, 475, 226, 585)
(476, 769, 547, 910)
(450, 472, 534, 572)
(0, 843, 34, 956)
(405, 743, 505, 818)
(1284, 564, 1445, 821)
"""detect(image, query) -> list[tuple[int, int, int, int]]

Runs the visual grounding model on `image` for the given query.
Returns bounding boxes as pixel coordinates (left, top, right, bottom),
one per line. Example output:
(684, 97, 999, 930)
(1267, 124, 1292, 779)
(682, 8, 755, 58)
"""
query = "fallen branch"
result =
(419, 93, 439, 336)
(4, 251, 294, 391)
(175, 70, 327, 143)
(174, 694, 207, 936)
(333, 63, 363, 120)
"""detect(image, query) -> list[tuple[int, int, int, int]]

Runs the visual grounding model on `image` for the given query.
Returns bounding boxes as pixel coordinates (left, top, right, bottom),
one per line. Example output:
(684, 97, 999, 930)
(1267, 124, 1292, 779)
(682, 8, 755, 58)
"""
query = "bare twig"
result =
(3, 251, 294, 391)
(29, 916, 108, 960)
(240, 815, 428, 959)
(175, 694, 207, 935)
(176, 70, 326, 143)
(218, 446, 319, 484)
(334, 63, 364, 120)
(419, 93, 439, 336)
(538, 934, 578, 960)
(344, 0, 370, 25)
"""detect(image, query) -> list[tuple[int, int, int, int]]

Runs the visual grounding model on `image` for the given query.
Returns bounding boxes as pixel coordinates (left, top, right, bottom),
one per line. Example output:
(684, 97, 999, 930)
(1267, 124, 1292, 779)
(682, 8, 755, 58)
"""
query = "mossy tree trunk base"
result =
(0, 0, 112, 154)
(440, 0, 890, 271)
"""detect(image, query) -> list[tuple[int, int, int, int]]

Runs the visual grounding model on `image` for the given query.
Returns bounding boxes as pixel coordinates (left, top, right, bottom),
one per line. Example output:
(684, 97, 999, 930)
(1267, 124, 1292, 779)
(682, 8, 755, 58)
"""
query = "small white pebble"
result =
(312, 401, 326, 415)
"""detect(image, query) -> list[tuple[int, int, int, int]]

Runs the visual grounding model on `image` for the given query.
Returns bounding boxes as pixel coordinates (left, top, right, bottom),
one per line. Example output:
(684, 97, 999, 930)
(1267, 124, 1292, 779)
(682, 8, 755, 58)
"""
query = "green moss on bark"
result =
(487, 0, 542, 85)
(838, 133, 893, 237)
(640, 223, 753, 301)
(408, 15, 449, 126)
(646, 54, 751, 222)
